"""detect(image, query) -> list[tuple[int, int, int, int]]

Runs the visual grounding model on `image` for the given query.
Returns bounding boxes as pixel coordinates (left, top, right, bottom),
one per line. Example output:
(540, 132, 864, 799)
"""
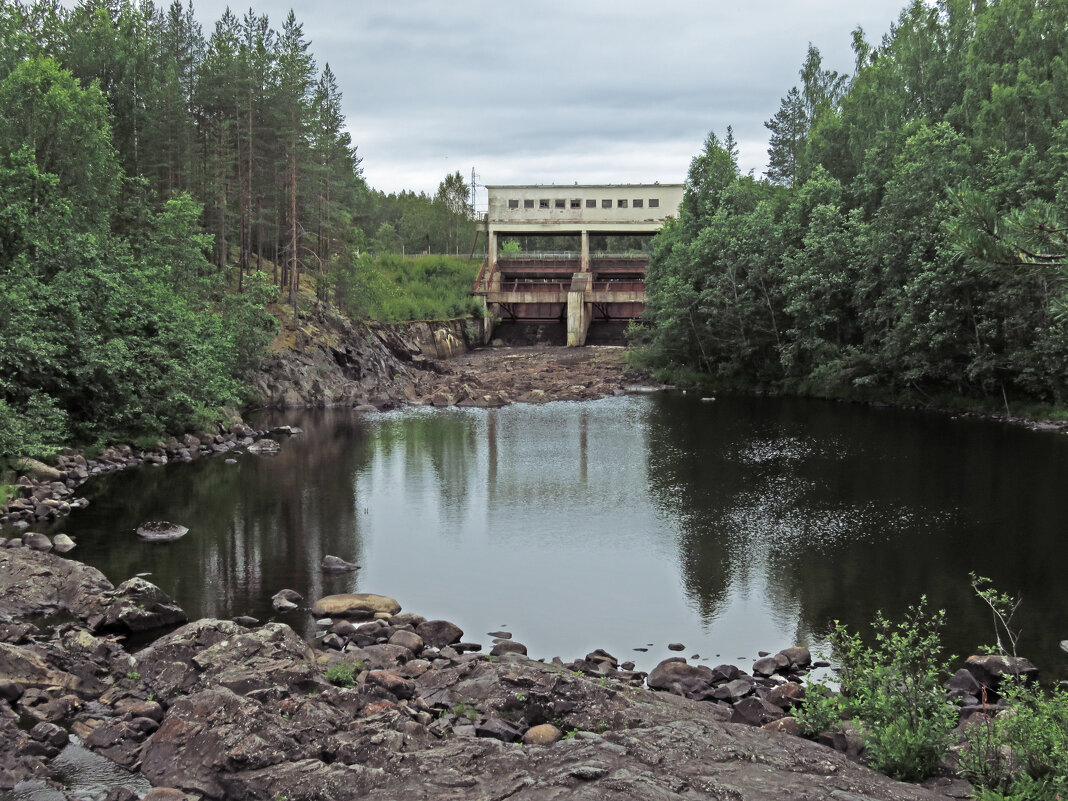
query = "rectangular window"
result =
(555, 199, 566, 209)
(649, 198, 660, 208)
(586, 199, 597, 209)
(617, 199, 628, 208)
(601, 199, 612, 209)
(632, 199, 643, 208)
(570, 199, 581, 209)
(539, 199, 550, 209)
(508, 199, 519, 209)
(524, 199, 535, 209)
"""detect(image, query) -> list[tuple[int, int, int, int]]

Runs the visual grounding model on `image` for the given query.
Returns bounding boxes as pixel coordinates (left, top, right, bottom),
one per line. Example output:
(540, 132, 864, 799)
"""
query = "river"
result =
(48, 392, 1068, 678)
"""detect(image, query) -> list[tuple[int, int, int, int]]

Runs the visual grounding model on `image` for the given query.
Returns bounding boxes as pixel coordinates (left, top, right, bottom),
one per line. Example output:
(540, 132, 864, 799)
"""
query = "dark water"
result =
(28, 393, 1068, 677)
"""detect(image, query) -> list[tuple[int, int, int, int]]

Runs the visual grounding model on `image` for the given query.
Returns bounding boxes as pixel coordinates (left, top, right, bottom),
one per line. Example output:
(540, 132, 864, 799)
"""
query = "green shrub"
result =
(830, 598, 956, 782)
(325, 662, 360, 688)
(795, 680, 841, 737)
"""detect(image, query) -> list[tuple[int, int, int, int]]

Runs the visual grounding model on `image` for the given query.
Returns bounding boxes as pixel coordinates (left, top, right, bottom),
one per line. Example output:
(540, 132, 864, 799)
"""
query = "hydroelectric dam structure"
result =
(472, 183, 684, 346)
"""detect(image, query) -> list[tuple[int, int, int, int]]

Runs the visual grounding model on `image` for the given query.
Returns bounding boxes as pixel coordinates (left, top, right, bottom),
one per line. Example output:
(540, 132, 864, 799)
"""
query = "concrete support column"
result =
(580, 229, 590, 273)
(488, 230, 498, 275)
(567, 272, 591, 347)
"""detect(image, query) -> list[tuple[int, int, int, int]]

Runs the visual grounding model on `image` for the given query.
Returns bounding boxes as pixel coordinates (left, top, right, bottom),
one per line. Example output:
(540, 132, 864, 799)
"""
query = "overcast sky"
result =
(189, 0, 910, 206)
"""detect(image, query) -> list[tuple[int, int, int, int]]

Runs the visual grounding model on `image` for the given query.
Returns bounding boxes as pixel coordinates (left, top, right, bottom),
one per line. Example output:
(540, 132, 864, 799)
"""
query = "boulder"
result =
(647, 659, 718, 700)
(310, 593, 401, 618)
(0, 548, 112, 618)
(963, 654, 1039, 694)
(21, 533, 52, 552)
(415, 619, 464, 648)
(247, 438, 281, 455)
(489, 640, 527, 657)
(136, 521, 189, 542)
(777, 646, 812, 670)
(387, 629, 424, 654)
(522, 723, 563, 745)
(13, 458, 63, 482)
(52, 533, 76, 553)
(321, 555, 359, 573)
(85, 577, 187, 633)
(753, 654, 789, 677)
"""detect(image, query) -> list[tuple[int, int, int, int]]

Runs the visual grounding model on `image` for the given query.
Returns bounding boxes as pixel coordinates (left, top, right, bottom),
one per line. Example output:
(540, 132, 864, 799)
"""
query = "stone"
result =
(247, 438, 281, 454)
(474, 716, 522, 743)
(321, 554, 359, 572)
(136, 521, 189, 542)
(964, 654, 1039, 694)
(647, 659, 718, 701)
(366, 669, 415, 699)
(753, 654, 789, 677)
(731, 696, 785, 726)
(14, 458, 63, 482)
(143, 789, 197, 801)
(947, 668, 982, 699)
(415, 619, 464, 648)
(490, 640, 527, 657)
(777, 646, 812, 669)
(713, 677, 756, 702)
(310, 593, 401, 618)
(84, 577, 187, 633)
(487, 630, 511, 639)
(667, 643, 685, 651)
(232, 615, 259, 627)
(388, 629, 424, 654)
(0, 549, 112, 618)
(762, 716, 803, 736)
(29, 721, 68, 748)
(52, 533, 76, 553)
(21, 532, 52, 551)
(766, 682, 805, 710)
(274, 589, 303, 603)
(523, 723, 563, 745)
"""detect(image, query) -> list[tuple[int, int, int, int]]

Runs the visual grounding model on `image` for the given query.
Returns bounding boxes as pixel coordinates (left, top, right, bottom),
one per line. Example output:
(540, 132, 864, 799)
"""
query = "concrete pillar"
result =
(580, 229, 590, 273)
(488, 230, 498, 275)
(566, 272, 591, 347)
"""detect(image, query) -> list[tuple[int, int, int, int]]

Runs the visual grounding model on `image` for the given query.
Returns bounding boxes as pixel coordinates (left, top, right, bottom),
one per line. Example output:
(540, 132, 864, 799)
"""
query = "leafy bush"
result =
(830, 599, 956, 781)
(325, 662, 359, 688)
(795, 680, 840, 738)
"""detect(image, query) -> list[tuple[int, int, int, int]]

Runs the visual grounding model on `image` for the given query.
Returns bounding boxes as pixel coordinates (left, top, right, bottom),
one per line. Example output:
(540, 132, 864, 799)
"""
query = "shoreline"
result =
(0, 545, 968, 800)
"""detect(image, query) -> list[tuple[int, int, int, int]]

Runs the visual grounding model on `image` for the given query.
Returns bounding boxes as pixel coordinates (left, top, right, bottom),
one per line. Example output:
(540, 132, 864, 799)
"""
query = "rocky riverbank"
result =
(0, 546, 984, 801)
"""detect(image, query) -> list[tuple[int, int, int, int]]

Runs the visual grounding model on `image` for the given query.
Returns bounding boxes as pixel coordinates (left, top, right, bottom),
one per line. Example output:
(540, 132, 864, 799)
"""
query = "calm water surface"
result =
(34, 393, 1068, 676)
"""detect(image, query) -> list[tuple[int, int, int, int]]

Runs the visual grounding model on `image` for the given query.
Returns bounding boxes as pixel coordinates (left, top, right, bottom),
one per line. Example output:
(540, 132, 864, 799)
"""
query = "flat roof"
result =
(485, 183, 684, 189)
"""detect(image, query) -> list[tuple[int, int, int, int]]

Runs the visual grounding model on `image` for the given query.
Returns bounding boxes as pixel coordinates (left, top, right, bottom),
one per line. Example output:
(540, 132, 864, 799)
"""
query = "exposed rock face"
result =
(320, 554, 359, 573)
(128, 624, 947, 801)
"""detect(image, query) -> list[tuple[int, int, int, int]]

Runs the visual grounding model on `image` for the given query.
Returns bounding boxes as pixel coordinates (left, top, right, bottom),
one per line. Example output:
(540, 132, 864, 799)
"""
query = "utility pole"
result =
(470, 167, 481, 216)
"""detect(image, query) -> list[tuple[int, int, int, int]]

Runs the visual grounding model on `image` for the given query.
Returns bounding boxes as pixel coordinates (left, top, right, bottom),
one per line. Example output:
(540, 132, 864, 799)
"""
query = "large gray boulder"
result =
(0, 548, 112, 618)
(85, 577, 187, 633)
(647, 658, 720, 701)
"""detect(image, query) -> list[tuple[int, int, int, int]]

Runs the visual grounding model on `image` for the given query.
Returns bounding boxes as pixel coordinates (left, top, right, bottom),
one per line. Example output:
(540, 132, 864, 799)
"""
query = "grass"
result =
(335, 254, 483, 323)
(0, 484, 13, 508)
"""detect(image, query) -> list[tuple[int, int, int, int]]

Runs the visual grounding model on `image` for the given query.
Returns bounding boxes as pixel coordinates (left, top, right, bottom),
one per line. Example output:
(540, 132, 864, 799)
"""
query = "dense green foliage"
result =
(332, 254, 482, 322)
(0, 2, 479, 460)
(642, 0, 1068, 409)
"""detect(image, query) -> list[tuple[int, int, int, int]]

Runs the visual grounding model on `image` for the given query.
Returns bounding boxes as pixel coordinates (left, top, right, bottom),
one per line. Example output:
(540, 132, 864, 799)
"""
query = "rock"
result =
(474, 716, 523, 743)
(51, 533, 76, 553)
(29, 721, 68, 748)
(489, 640, 527, 657)
(712, 677, 756, 702)
(136, 521, 189, 542)
(753, 653, 790, 676)
(143, 789, 197, 801)
(667, 643, 685, 651)
(310, 593, 401, 618)
(762, 716, 803, 736)
(487, 630, 511, 640)
(766, 682, 805, 710)
(731, 696, 785, 726)
(0, 548, 112, 618)
(415, 619, 464, 648)
(233, 615, 259, 627)
(13, 458, 63, 482)
(777, 646, 812, 669)
(247, 438, 281, 454)
(388, 629, 424, 654)
(366, 669, 415, 699)
(21, 532, 52, 552)
(947, 668, 982, 699)
(321, 555, 359, 573)
(964, 654, 1039, 694)
(84, 577, 187, 633)
(274, 589, 303, 603)
(523, 723, 563, 745)
(647, 659, 718, 700)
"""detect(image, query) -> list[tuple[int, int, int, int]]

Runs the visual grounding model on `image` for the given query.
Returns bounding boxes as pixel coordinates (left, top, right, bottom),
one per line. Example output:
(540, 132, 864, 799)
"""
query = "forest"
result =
(0, 1, 476, 459)
(642, 0, 1068, 413)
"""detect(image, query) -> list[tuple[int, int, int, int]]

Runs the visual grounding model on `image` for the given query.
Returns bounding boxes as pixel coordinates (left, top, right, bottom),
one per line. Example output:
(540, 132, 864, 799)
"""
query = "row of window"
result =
(506, 197, 661, 211)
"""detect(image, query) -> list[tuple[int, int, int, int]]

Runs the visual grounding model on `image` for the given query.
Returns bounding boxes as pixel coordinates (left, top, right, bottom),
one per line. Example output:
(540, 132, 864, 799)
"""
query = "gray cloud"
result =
(191, 0, 910, 202)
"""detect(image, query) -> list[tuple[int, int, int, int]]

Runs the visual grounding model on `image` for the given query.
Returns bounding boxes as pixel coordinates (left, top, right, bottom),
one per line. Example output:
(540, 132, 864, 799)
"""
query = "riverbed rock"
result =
(0, 548, 112, 618)
(14, 458, 63, 482)
(136, 521, 189, 542)
(51, 533, 76, 553)
(247, 438, 281, 455)
(963, 654, 1039, 694)
(489, 640, 527, 657)
(84, 577, 187, 633)
(310, 593, 401, 618)
(522, 723, 563, 745)
(777, 645, 812, 669)
(647, 658, 719, 700)
(415, 619, 463, 648)
(321, 554, 359, 573)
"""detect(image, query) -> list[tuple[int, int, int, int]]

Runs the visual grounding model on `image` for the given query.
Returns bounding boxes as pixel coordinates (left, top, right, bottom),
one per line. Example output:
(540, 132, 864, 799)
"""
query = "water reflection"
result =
(39, 394, 1068, 676)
